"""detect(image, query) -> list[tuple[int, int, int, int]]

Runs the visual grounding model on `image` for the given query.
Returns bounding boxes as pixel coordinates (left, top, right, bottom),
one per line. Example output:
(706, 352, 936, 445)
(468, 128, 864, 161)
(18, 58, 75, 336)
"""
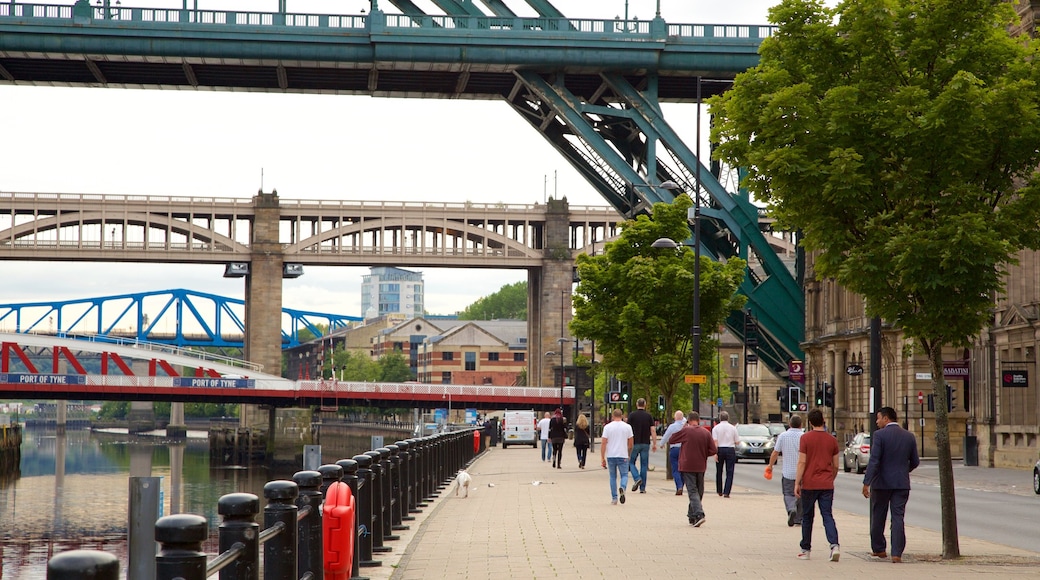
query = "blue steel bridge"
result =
(0, 0, 805, 377)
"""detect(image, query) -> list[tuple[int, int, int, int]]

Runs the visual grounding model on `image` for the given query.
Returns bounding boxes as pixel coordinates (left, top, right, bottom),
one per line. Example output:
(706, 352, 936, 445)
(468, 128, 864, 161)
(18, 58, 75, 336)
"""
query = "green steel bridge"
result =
(0, 0, 804, 375)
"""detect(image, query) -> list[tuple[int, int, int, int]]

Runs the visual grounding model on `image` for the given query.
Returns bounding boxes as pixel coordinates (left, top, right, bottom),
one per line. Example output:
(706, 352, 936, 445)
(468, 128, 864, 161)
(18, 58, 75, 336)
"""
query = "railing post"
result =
(402, 438, 423, 513)
(374, 448, 399, 542)
(48, 550, 120, 580)
(334, 459, 367, 580)
(263, 480, 299, 580)
(435, 434, 449, 491)
(363, 450, 391, 552)
(391, 442, 414, 524)
(319, 463, 344, 497)
(218, 493, 260, 580)
(294, 470, 324, 580)
(351, 454, 381, 568)
(154, 514, 208, 580)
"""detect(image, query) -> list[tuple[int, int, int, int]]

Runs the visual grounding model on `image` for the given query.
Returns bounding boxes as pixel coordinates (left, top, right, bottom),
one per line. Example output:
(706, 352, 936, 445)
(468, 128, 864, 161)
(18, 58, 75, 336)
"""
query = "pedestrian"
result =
(767, 414, 804, 526)
(600, 408, 634, 505)
(627, 397, 657, 494)
(659, 410, 688, 495)
(573, 413, 591, 469)
(711, 411, 739, 497)
(862, 406, 919, 563)
(537, 412, 552, 462)
(548, 408, 568, 469)
(794, 408, 840, 562)
(666, 411, 717, 526)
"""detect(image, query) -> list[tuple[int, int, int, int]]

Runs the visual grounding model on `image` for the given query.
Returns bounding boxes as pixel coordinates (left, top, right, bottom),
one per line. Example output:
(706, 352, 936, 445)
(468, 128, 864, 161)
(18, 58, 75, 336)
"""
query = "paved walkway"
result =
(364, 444, 1039, 579)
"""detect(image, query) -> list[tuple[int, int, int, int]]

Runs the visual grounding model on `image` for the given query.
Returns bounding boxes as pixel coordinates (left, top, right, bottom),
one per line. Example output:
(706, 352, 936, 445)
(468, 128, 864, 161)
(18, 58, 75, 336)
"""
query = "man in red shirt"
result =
(794, 408, 840, 562)
(666, 411, 717, 527)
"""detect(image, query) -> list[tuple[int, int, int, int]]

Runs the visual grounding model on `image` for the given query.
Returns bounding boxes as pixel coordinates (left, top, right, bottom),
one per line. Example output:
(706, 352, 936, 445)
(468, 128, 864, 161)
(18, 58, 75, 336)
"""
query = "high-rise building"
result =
(361, 267, 424, 320)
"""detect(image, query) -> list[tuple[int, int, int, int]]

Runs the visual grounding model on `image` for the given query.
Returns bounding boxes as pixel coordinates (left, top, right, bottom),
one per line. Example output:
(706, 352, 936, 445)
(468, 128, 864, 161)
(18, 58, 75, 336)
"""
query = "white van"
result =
(501, 410, 537, 448)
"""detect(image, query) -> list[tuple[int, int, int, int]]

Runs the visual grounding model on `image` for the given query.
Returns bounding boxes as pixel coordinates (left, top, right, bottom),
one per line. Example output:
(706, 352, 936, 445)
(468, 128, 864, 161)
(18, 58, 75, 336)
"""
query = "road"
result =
(648, 451, 1040, 552)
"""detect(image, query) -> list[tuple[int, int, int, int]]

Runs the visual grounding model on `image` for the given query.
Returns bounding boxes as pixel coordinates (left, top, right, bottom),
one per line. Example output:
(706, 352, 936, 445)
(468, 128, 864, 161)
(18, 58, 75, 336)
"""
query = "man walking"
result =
(659, 410, 687, 495)
(600, 408, 634, 505)
(794, 408, 840, 562)
(712, 411, 739, 497)
(627, 398, 657, 494)
(862, 406, 919, 563)
(767, 414, 804, 526)
(666, 411, 717, 526)
(537, 412, 552, 462)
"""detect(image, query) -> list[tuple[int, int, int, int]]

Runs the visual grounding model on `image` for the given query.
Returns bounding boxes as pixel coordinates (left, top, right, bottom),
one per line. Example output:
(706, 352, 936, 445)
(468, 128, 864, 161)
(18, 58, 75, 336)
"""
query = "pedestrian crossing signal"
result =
(609, 392, 621, 402)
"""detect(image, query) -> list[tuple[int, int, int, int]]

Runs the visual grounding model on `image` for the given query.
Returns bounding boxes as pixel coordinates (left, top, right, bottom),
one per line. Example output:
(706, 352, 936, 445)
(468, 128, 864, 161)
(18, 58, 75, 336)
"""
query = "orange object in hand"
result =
(763, 466, 773, 480)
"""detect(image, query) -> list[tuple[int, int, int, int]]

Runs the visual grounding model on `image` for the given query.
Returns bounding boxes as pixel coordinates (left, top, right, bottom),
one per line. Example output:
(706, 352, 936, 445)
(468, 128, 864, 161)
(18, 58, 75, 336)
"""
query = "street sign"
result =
(685, 374, 708, 384)
(915, 372, 932, 380)
(845, 364, 864, 376)
(796, 402, 808, 412)
(917, 391, 924, 404)
(717, 397, 724, 409)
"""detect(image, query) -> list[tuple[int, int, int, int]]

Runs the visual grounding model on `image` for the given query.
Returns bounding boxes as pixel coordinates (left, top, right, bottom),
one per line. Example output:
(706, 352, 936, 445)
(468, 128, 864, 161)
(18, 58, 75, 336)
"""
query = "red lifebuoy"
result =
(323, 481, 355, 579)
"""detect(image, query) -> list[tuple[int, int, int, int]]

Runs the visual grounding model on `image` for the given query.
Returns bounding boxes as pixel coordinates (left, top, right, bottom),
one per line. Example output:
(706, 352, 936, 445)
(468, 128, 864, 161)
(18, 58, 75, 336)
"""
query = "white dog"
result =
(454, 469, 472, 498)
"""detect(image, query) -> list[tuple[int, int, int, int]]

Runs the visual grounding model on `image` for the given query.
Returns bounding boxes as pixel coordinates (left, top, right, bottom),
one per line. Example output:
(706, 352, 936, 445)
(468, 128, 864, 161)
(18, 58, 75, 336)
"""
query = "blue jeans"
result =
(800, 488, 839, 552)
(669, 447, 683, 490)
(628, 443, 650, 490)
(715, 447, 736, 495)
(540, 439, 553, 461)
(607, 457, 630, 500)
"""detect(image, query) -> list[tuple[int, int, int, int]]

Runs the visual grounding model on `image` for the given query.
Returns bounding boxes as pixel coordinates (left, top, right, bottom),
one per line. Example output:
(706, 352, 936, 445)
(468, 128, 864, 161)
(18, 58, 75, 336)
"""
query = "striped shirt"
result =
(774, 427, 804, 480)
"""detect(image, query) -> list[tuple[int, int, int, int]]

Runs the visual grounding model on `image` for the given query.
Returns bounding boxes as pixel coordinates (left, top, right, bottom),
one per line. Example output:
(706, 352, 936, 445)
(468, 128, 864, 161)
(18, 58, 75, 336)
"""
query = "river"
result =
(0, 425, 404, 578)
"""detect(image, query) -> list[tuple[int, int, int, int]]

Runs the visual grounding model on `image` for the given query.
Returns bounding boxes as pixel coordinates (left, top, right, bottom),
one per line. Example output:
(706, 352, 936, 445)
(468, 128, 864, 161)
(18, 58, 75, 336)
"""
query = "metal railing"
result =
(47, 427, 485, 579)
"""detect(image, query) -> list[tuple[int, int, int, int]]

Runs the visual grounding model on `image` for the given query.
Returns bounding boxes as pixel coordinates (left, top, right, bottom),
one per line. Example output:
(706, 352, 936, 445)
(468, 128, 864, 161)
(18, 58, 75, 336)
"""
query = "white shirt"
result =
(774, 427, 804, 480)
(601, 420, 634, 458)
(537, 418, 551, 440)
(712, 421, 739, 448)
(660, 418, 687, 447)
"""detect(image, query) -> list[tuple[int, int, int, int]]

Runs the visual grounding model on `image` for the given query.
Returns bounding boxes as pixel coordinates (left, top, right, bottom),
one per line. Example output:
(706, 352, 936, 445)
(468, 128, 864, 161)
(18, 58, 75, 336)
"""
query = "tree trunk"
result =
(926, 339, 960, 558)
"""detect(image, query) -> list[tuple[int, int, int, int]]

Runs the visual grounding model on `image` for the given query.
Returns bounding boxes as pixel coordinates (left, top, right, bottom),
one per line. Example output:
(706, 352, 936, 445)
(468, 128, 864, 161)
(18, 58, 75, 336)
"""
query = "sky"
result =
(0, 0, 780, 325)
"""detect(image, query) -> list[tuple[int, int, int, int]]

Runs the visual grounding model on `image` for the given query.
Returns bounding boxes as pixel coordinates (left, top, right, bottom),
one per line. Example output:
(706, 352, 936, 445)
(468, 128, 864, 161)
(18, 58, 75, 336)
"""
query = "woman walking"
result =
(548, 408, 568, 468)
(573, 413, 591, 469)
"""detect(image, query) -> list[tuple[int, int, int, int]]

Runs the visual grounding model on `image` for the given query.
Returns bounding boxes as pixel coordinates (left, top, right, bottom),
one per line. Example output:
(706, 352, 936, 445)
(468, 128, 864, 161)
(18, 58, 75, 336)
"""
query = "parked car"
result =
(766, 422, 787, 439)
(1034, 459, 1040, 495)
(843, 432, 871, 474)
(735, 423, 774, 463)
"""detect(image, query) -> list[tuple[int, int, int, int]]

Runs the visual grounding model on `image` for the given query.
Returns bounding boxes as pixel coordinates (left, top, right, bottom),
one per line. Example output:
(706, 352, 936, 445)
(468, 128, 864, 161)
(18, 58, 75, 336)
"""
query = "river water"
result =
(0, 426, 395, 579)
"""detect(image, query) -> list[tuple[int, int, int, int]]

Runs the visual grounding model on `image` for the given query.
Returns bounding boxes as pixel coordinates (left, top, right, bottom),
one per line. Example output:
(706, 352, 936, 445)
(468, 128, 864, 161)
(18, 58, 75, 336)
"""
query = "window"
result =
(442, 352, 454, 361)
(488, 352, 499, 361)
(465, 352, 476, 371)
(442, 371, 452, 384)
(514, 352, 525, 362)
(730, 354, 739, 368)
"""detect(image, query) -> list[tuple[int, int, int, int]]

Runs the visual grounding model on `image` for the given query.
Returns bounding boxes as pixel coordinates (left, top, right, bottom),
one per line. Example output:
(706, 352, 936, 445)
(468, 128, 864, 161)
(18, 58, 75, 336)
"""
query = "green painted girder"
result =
(482, 0, 518, 17)
(522, 0, 566, 18)
(507, 70, 803, 371)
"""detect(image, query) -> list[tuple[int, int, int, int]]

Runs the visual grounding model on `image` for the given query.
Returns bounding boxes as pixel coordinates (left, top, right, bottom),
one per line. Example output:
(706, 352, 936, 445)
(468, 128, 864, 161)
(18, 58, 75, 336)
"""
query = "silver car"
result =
(843, 432, 871, 474)
(735, 423, 775, 463)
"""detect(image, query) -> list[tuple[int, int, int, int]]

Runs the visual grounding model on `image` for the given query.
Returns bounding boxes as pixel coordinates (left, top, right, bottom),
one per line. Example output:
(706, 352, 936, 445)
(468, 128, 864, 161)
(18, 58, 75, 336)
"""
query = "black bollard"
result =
(48, 550, 120, 580)
(294, 470, 324, 580)
(375, 448, 400, 541)
(318, 464, 344, 497)
(403, 439, 423, 514)
(363, 450, 392, 552)
(352, 454, 381, 568)
(393, 441, 415, 522)
(155, 514, 209, 580)
(263, 480, 299, 580)
(335, 459, 367, 580)
(218, 493, 260, 580)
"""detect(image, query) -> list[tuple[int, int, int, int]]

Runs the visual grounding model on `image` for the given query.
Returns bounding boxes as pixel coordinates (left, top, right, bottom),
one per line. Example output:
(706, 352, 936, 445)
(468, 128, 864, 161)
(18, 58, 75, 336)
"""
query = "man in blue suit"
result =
(861, 406, 919, 563)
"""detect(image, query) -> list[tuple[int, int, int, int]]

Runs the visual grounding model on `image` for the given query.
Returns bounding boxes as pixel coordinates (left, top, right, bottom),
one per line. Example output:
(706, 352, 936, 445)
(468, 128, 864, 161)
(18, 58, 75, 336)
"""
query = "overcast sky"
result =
(0, 0, 780, 326)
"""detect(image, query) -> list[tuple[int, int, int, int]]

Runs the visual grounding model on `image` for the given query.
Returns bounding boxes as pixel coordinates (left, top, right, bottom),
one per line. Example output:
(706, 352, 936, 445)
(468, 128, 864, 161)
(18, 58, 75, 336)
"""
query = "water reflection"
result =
(1, 427, 383, 579)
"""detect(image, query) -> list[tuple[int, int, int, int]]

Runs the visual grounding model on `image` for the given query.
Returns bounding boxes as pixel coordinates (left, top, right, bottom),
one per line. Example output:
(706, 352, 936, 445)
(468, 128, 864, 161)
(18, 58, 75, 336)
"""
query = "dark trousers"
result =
(870, 488, 910, 557)
(715, 447, 736, 495)
(681, 472, 706, 520)
(575, 444, 588, 466)
(800, 488, 839, 552)
(551, 438, 565, 466)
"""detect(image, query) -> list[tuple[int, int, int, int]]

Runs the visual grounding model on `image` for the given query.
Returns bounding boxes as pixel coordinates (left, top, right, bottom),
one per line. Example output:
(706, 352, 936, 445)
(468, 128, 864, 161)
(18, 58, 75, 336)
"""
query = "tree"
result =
(571, 195, 747, 414)
(458, 281, 527, 320)
(378, 352, 413, 382)
(710, 0, 1040, 558)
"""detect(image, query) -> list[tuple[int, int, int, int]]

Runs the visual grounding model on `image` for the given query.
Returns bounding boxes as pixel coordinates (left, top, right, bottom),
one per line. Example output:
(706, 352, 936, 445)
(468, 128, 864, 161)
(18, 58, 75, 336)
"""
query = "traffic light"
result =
(657, 394, 665, 411)
(947, 384, 956, 412)
(620, 381, 631, 402)
(824, 383, 835, 408)
(743, 311, 759, 347)
(778, 388, 789, 413)
(608, 392, 622, 403)
(815, 387, 823, 406)
(788, 386, 800, 412)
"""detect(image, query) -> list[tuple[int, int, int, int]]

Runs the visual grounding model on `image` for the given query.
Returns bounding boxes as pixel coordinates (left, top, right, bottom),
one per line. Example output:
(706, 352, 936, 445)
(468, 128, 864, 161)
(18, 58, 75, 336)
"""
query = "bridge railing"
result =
(2, 2, 776, 41)
(46, 429, 485, 580)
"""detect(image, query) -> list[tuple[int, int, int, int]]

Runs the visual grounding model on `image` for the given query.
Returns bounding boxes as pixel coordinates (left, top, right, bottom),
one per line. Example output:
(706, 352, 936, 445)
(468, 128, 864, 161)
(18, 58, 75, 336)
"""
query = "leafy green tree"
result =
(458, 281, 527, 320)
(336, 349, 381, 382)
(710, 0, 1040, 558)
(378, 352, 413, 382)
(96, 401, 129, 420)
(572, 195, 747, 415)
